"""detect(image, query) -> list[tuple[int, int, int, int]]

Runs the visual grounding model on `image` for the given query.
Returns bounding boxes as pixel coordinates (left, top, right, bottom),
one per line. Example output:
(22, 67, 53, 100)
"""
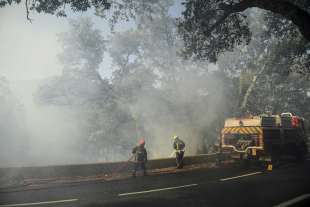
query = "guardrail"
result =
(0, 153, 220, 188)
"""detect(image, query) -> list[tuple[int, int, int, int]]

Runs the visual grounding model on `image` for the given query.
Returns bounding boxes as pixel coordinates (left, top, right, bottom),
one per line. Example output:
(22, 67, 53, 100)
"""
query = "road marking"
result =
(274, 194, 310, 207)
(118, 184, 198, 196)
(0, 199, 78, 207)
(220, 171, 262, 181)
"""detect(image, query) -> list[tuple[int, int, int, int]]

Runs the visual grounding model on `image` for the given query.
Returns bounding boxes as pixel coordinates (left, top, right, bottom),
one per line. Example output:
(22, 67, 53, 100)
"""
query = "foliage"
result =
(58, 17, 106, 81)
(35, 17, 136, 162)
(0, 0, 110, 17)
(178, 0, 251, 62)
(178, 0, 310, 63)
(217, 9, 310, 120)
(106, 8, 236, 155)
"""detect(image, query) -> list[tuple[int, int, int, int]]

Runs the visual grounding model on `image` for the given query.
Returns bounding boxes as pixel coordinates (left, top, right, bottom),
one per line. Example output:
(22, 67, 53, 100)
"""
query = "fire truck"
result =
(220, 113, 309, 163)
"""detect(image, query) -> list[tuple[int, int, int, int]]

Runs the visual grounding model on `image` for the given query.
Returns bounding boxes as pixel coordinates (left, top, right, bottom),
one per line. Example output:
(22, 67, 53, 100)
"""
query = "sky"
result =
(0, 1, 184, 81)
(0, 3, 114, 81)
(0, 4, 64, 80)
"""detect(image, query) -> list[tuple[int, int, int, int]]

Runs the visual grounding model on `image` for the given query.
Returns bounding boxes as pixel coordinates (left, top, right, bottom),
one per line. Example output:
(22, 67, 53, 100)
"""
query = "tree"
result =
(178, 0, 310, 63)
(0, 0, 110, 20)
(263, 12, 310, 76)
(0, 0, 168, 26)
(58, 17, 106, 81)
(106, 7, 237, 155)
(36, 17, 107, 105)
(217, 9, 310, 117)
(35, 17, 138, 162)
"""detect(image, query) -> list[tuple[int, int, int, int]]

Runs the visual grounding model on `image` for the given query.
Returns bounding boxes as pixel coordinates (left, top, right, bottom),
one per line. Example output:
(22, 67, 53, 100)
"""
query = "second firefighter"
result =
(172, 135, 185, 169)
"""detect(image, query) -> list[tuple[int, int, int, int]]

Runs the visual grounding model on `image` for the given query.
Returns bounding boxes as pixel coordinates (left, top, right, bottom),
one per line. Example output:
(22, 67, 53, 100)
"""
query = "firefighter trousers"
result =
(175, 151, 184, 169)
(133, 161, 146, 176)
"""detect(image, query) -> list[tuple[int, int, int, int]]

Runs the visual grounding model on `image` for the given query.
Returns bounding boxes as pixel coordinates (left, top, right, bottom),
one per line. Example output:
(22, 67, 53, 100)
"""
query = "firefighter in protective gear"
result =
(132, 138, 148, 177)
(172, 135, 185, 169)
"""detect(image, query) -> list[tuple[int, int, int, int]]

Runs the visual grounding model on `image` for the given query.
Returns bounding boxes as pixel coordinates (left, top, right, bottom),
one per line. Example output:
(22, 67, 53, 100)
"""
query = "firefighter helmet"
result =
(138, 138, 145, 146)
(172, 135, 178, 140)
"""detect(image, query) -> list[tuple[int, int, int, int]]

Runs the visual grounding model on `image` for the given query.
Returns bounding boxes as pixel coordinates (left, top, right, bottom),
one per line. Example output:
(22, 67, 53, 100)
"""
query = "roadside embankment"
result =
(0, 153, 224, 191)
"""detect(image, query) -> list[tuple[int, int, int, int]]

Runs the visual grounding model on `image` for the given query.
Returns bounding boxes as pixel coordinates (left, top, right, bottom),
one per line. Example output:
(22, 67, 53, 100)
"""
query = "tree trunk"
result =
(240, 65, 266, 110)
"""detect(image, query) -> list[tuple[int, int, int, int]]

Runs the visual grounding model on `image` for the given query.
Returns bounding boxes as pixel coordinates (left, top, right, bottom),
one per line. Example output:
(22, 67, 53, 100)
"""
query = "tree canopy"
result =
(2, 0, 310, 64)
(178, 0, 310, 62)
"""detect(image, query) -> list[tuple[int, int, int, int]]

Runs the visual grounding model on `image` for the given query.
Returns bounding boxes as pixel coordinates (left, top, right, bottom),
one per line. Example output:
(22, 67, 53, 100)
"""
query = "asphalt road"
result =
(0, 159, 310, 207)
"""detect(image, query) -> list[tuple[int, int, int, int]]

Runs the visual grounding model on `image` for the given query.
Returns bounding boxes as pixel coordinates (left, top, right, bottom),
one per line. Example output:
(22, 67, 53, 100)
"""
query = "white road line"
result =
(274, 194, 310, 207)
(0, 199, 78, 207)
(118, 184, 198, 197)
(220, 172, 262, 181)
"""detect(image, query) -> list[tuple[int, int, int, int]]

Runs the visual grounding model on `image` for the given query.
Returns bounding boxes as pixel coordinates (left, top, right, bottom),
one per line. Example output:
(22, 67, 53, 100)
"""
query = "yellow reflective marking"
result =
(247, 127, 254, 134)
(232, 127, 238, 133)
(243, 128, 250, 134)
(223, 128, 230, 133)
(229, 127, 235, 133)
(222, 128, 229, 134)
(252, 127, 258, 134)
(254, 127, 260, 134)
(241, 127, 250, 134)
(245, 127, 252, 134)
(257, 128, 263, 134)
(222, 127, 263, 135)
(240, 128, 249, 134)
(267, 164, 273, 171)
(250, 127, 257, 134)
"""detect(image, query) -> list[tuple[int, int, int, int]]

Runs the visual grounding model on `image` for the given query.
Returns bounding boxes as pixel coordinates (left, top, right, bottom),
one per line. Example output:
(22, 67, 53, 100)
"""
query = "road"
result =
(0, 160, 310, 207)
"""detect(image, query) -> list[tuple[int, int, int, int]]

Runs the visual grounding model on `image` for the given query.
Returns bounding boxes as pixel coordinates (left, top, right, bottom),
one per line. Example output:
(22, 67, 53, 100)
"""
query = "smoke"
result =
(0, 80, 84, 167)
(0, 2, 234, 167)
(123, 67, 233, 158)
(0, 5, 114, 167)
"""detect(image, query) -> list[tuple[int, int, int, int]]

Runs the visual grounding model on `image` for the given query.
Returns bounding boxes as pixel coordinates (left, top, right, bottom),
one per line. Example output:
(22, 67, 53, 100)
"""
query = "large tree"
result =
(2, 0, 310, 69)
(35, 17, 136, 162)
(2, 0, 310, 40)
(0, 0, 168, 26)
(178, 0, 310, 62)
(217, 8, 310, 116)
(106, 8, 236, 155)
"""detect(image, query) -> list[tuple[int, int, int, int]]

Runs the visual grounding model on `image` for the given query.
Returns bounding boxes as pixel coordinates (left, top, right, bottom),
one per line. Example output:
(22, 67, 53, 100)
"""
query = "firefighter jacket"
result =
(132, 145, 147, 162)
(173, 138, 185, 151)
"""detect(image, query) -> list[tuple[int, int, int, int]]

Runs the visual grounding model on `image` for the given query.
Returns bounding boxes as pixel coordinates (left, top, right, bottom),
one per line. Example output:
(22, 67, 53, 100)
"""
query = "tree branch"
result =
(25, 0, 32, 23)
(246, 0, 310, 42)
(206, 0, 310, 41)
(240, 64, 266, 110)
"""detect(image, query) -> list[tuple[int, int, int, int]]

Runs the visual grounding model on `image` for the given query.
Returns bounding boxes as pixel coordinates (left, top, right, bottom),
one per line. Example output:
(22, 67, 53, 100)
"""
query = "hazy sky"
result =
(0, 3, 114, 81)
(0, 1, 183, 81)
(1, 4, 63, 80)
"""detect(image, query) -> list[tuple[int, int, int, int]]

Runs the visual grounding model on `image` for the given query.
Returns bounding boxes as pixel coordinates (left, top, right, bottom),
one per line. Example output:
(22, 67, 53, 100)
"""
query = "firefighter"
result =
(172, 135, 185, 169)
(132, 138, 147, 177)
